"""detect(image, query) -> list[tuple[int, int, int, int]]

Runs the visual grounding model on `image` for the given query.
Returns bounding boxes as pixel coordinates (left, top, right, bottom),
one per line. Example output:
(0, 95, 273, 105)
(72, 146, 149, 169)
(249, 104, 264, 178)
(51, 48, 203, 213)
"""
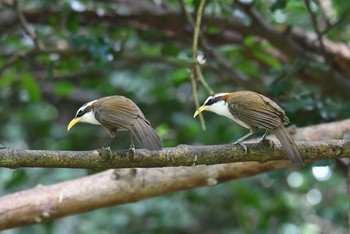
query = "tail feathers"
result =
(273, 127, 305, 165)
(130, 117, 163, 150)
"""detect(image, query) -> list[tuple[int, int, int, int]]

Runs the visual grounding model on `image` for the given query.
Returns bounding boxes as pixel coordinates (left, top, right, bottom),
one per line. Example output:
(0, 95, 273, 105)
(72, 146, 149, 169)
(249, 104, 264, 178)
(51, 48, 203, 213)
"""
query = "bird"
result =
(193, 91, 304, 165)
(67, 95, 163, 151)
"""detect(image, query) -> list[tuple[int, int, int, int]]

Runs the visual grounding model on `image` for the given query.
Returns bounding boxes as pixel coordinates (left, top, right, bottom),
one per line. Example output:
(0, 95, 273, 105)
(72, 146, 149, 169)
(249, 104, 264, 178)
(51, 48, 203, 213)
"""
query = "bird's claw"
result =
(128, 144, 135, 155)
(259, 138, 274, 149)
(102, 146, 112, 154)
(100, 146, 113, 161)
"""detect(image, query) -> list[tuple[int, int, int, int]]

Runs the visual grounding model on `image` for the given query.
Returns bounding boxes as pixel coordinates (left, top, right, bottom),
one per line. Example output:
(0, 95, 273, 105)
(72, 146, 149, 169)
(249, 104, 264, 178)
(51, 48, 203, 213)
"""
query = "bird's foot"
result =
(100, 146, 113, 160)
(102, 146, 112, 154)
(128, 144, 135, 154)
(128, 144, 135, 160)
(259, 137, 274, 149)
(233, 141, 247, 154)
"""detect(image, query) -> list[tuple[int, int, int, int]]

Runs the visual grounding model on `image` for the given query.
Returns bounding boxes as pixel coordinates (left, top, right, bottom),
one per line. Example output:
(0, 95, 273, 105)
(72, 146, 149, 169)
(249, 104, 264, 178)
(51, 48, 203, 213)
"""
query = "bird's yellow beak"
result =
(193, 106, 208, 118)
(67, 117, 81, 131)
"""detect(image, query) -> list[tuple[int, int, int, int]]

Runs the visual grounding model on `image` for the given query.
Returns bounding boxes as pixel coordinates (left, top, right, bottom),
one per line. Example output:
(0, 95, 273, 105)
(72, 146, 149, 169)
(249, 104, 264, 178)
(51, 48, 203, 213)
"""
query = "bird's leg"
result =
(233, 129, 256, 153)
(258, 130, 269, 143)
(257, 130, 274, 149)
(102, 132, 116, 154)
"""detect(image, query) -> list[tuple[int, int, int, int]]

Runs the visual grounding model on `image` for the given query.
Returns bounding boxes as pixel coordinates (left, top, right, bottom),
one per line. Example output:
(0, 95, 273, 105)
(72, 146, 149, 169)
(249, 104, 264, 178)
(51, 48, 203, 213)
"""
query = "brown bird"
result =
(194, 91, 304, 165)
(67, 95, 163, 150)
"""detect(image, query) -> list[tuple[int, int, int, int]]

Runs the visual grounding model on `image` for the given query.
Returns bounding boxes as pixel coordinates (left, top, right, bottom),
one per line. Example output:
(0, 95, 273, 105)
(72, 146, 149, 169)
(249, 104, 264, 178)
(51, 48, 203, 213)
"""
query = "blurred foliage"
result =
(1, 0, 350, 233)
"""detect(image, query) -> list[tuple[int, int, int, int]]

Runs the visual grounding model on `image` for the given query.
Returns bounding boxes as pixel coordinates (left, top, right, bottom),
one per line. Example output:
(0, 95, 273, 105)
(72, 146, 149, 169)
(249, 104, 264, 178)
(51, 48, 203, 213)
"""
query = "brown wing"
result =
(228, 91, 289, 130)
(94, 96, 141, 131)
(94, 95, 162, 150)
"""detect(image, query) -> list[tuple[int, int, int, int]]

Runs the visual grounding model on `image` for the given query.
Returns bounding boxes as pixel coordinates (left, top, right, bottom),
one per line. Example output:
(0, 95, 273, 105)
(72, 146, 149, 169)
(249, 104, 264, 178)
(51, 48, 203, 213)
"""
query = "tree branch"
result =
(13, 0, 44, 49)
(0, 161, 290, 230)
(1, 118, 350, 229)
(0, 140, 349, 169)
(188, 0, 207, 130)
(1, 119, 350, 169)
(2, 7, 350, 95)
(303, 0, 327, 61)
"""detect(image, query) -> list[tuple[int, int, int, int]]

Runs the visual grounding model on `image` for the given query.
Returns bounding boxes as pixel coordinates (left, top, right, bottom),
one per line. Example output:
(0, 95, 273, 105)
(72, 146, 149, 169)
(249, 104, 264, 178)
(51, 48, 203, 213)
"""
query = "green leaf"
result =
(66, 12, 79, 33)
(254, 51, 281, 68)
(270, 0, 288, 12)
(172, 69, 189, 86)
(161, 44, 179, 57)
(0, 71, 16, 89)
(53, 81, 73, 97)
(68, 35, 112, 64)
(21, 73, 41, 102)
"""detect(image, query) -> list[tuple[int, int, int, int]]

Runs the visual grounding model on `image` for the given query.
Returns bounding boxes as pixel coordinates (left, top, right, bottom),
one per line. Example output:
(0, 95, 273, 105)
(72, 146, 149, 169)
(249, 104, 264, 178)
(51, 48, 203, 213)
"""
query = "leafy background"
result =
(1, 0, 349, 233)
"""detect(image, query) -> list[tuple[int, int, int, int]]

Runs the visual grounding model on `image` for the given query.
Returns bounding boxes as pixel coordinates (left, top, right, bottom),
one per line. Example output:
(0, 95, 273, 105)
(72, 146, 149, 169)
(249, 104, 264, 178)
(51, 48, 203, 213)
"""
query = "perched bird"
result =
(194, 91, 304, 165)
(67, 95, 163, 150)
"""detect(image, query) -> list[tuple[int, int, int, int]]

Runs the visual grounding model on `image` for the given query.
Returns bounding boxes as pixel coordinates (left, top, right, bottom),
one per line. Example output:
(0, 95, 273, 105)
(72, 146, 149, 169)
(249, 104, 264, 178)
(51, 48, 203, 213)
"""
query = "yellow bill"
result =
(67, 117, 81, 131)
(193, 106, 208, 118)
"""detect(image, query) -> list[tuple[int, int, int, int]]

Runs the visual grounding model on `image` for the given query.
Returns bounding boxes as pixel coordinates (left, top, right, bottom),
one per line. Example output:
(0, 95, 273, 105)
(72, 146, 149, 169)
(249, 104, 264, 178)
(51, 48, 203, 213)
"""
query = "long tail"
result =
(273, 126, 304, 165)
(129, 117, 163, 150)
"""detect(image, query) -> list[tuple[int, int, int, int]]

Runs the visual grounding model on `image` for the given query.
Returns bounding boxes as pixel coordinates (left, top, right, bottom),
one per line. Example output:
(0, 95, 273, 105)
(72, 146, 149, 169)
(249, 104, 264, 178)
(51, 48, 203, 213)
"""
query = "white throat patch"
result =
(205, 100, 250, 129)
(79, 110, 101, 125)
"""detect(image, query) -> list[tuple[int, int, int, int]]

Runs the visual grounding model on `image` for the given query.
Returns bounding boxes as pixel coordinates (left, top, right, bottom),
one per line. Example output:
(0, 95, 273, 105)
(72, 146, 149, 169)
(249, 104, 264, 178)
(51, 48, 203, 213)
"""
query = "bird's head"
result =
(67, 100, 100, 131)
(193, 93, 232, 118)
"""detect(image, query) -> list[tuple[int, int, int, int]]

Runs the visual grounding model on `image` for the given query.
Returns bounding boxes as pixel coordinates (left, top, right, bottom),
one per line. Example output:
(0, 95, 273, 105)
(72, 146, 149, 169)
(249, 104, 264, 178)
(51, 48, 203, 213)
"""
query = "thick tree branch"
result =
(0, 161, 290, 230)
(1, 119, 350, 229)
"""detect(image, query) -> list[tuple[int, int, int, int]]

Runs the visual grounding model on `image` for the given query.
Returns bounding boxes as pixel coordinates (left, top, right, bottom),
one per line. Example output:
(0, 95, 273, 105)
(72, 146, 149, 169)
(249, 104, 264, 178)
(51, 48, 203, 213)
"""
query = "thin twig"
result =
(182, 0, 256, 88)
(195, 64, 214, 95)
(189, 0, 207, 130)
(0, 51, 25, 75)
(179, 0, 214, 95)
(303, 0, 328, 62)
(178, 0, 195, 26)
(14, 0, 44, 49)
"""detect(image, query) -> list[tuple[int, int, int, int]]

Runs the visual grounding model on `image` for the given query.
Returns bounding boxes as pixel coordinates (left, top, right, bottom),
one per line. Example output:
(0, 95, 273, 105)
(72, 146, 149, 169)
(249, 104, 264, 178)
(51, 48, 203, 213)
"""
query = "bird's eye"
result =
(204, 97, 216, 106)
(76, 110, 84, 117)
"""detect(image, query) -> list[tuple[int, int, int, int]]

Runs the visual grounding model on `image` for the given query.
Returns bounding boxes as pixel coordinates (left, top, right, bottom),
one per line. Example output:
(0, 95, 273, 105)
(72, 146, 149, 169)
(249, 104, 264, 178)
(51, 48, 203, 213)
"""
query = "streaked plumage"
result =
(194, 91, 304, 165)
(68, 95, 163, 150)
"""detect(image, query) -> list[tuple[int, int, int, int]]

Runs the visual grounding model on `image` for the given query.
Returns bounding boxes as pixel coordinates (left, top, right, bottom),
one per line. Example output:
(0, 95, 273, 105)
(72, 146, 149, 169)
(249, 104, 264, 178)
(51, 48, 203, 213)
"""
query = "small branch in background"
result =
(189, 0, 208, 130)
(0, 51, 25, 75)
(0, 49, 88, 75)
(179, 0, 214, 96)
(313, 0, 333, 28)
(14, 0, 44, 50)
(181, 0, 259, 90)
(303, 0, 328, 61)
